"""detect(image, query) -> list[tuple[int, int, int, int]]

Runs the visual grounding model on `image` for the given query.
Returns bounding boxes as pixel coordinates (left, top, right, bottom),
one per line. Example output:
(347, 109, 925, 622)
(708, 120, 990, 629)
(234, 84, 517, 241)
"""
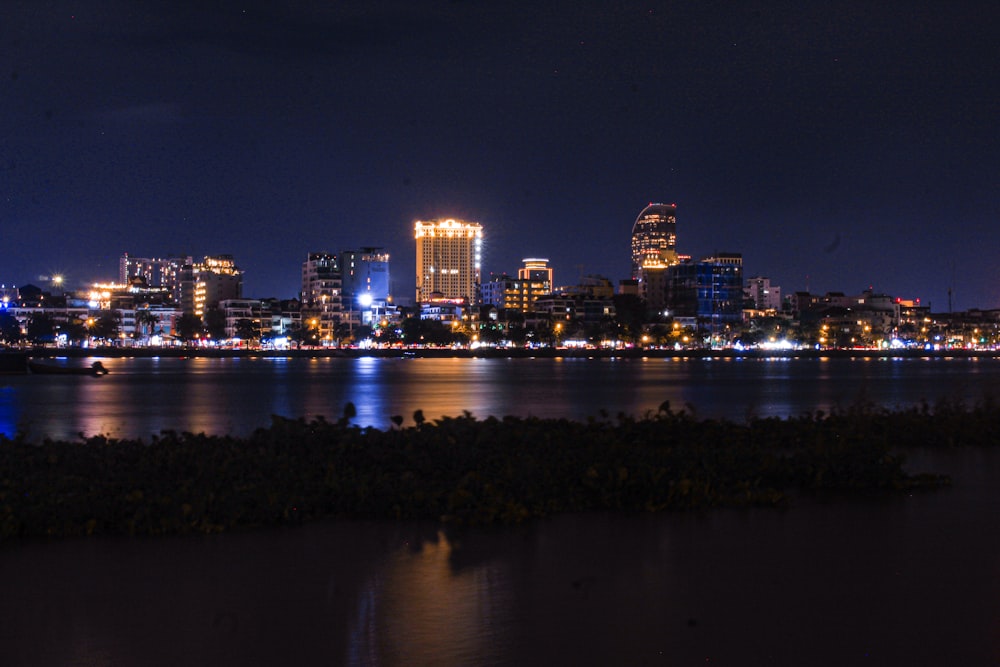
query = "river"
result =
(3, 354, 1000, 440)
(1, 355, 998, 665)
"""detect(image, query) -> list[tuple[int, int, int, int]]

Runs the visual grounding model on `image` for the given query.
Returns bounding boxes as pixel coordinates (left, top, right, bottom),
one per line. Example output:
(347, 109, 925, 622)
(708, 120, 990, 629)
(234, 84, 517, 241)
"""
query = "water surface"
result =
(1, 447, 997, 665)
(3, 355, 999, 440)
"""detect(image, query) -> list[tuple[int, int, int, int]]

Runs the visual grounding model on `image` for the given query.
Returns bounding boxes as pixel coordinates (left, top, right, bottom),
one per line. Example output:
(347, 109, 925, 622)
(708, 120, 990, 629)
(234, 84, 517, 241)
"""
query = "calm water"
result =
(1, 447, 998, 665)
(3, 354, 1000, 440)
(2, 355, 999, 665)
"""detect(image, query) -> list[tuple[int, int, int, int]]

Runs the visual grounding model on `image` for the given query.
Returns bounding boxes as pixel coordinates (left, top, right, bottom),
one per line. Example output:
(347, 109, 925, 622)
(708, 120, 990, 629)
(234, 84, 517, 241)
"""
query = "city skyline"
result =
(4, 2, 997, 309)
(0, 201, 994, 313)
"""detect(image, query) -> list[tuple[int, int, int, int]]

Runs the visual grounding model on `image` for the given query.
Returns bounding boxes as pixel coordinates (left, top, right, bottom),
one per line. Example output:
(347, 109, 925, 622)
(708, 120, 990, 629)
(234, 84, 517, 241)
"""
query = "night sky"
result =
(4, 1, 997, 310)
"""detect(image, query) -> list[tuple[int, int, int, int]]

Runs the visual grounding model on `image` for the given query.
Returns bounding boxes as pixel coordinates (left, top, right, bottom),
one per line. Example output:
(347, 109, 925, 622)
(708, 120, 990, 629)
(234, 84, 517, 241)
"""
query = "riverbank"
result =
(2, 399, 979, 542)
(13, 345, 1000, 360)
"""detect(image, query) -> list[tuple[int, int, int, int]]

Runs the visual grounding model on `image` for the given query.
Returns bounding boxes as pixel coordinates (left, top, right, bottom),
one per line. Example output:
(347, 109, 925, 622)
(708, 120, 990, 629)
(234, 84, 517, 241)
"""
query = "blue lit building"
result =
(667, 253, 744, 328)
(340, 247, 391, 324)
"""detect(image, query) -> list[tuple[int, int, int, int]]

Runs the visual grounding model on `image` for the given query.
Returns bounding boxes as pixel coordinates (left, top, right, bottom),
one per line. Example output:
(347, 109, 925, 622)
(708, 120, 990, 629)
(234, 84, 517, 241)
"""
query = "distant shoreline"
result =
(15, 346, 1000, 360)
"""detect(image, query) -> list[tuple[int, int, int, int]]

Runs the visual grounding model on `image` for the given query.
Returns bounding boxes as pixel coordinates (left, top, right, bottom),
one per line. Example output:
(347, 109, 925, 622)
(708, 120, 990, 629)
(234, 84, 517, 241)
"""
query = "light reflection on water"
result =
(1, 355, 1000, 440)
(2, 357, 1000, 663)
(348, 532, 513, 667)
(2, 446, 999, 665)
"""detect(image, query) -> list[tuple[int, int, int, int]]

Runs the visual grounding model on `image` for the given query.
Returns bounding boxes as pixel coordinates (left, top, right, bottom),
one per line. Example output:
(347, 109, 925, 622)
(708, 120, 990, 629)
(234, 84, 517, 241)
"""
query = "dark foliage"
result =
(1, 399, 979, 541)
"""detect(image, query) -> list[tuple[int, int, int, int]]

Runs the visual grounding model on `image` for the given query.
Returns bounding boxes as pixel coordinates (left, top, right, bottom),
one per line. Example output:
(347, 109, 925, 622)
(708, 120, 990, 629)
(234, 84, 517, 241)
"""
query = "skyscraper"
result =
(631, 203, 678, 279)
(414, 219, 483, 303)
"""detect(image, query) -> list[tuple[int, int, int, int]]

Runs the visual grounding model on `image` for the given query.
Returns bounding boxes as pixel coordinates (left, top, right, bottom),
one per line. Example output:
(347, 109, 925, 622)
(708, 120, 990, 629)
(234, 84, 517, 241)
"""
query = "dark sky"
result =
(3, 1, 998, 310)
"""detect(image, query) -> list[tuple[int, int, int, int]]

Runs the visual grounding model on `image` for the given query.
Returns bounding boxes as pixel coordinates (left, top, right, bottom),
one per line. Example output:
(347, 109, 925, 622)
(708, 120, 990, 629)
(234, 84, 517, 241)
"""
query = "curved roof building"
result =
(630, 203, 677, 278)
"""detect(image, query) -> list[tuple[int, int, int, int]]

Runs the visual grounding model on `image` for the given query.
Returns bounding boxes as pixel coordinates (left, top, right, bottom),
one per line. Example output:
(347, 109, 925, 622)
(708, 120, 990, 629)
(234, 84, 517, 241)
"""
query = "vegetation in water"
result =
(0, 398, 984, 541)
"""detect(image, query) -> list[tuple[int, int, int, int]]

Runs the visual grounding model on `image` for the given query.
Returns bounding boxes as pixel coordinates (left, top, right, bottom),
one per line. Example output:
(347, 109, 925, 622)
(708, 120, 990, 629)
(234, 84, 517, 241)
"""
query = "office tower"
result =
(341, 247, 390, 306)
(414, 218, 483, 303)
(667, 253, 744, 326)
(631, 203, 678, 279)
(341, 247, 391, 326)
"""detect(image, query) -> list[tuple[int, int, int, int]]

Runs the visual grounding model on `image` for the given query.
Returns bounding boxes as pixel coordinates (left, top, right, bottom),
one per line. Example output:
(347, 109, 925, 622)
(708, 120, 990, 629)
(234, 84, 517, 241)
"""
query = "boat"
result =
(28, 360, 109, 376)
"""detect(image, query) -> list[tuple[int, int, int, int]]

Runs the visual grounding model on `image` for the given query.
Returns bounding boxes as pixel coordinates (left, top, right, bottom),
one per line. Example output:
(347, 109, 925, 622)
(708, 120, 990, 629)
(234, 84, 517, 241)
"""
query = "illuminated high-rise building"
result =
(341, 247, 391, 326)
(301, 252, 341, 344)
(185, 255, 243, 316)
(481, 258, 554, 313)
(414, 219, 483, 303)
(630, 203, 678, 279)
(119, 253, 186, 301)
(516, 258, 553, 312)
(341, 247, 390, 307)
(667, 253, 744, 326)
(301, 252, 341, 308)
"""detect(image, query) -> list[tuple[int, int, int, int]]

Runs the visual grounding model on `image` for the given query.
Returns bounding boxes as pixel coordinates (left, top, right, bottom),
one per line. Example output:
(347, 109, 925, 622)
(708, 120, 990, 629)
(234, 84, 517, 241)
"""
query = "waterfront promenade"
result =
(14, 345, 1000, 361)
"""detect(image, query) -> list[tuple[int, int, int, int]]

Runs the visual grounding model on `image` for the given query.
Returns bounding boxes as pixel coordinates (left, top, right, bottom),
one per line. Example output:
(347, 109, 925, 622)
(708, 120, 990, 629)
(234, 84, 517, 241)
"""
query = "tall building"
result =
(414, 218, 483, 303)
(119, 253, 186, 302)
(481, 258, 554, 313)
(631, 203, 678, 279)
(516, 258, 553, 312)
(341, 247, 391, 326)
(301, 252, 342, 344)
(173, 255, 242, 315)
(341, 248, 390, 306)
(745, 276, 782, 312)
(666, 253, 744, 328)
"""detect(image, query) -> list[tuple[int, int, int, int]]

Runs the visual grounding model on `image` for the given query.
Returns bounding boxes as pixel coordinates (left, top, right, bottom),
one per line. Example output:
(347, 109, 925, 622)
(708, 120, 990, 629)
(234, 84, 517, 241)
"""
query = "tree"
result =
(612, 294, 647, 344)
(234, 318, 259, 345)
(26, 313, 56, 345)
(401, 316, 453, 346)
(286, 321, 305, 348)
(401, 316, 423, 345)
(91, 313, 121, 342)
(203, 308, 227, 341)
(176, 313, 204, 342)
(134, 310, 160, 340)
(0, 312, 22, 344)
(62, 317, 89, 345)
(354, 324, 373, 343)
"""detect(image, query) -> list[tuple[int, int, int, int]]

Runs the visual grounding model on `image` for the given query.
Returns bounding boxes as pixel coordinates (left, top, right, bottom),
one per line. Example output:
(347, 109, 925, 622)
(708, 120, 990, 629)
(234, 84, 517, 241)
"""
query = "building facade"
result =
(481, 258, 554, 313)
(745, 276, 783, 312)
(341, 247, 391, 326)
(631, 203, 678, 279)
(667, 253, 744, 328)
(119, 254, 187, 302)
(414, 219, 483, 304)
(300, 252, 342, 345)
(186, 255, 243, 316)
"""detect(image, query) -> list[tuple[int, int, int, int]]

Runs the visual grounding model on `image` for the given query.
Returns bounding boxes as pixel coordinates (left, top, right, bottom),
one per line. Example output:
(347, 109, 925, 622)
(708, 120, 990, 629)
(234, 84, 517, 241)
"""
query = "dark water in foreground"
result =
(2, 356, 999, 665)
(1, 447, 998, 666)
(3, 355, 1000, 440)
